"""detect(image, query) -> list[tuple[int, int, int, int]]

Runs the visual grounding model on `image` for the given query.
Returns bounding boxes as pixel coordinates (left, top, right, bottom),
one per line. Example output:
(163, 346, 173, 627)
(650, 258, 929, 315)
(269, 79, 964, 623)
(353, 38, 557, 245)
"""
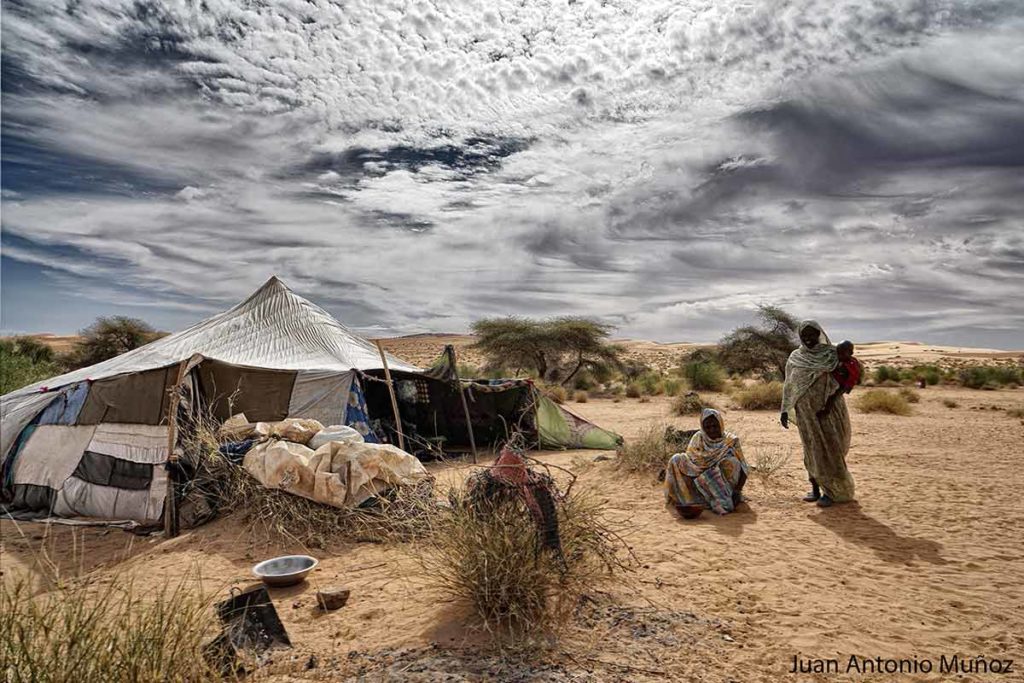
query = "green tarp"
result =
(536, 395, 621, 450)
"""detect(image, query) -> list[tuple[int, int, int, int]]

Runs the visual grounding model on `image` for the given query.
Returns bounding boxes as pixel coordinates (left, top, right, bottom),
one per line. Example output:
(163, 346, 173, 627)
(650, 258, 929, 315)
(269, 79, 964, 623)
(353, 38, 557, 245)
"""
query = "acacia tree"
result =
(717, 305, 799, 380)
(470, 316, 621, 385)
(70, 316, 160, 368)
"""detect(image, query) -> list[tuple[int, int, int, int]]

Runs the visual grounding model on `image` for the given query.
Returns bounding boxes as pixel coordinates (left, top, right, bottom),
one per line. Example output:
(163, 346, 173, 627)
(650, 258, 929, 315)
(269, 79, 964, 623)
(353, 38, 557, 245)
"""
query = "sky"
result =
(2, 0, 1023, 347)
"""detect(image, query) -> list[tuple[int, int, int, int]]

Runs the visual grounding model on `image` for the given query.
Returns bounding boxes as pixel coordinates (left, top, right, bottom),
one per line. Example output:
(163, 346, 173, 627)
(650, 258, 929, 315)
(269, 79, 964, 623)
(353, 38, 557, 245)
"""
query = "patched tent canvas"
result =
(0, 276, 418, 524)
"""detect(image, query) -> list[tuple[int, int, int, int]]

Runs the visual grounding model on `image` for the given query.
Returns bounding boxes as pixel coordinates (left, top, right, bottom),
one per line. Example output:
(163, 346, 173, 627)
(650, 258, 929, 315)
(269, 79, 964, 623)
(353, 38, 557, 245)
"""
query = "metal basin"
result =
(252, 555, 318, 587)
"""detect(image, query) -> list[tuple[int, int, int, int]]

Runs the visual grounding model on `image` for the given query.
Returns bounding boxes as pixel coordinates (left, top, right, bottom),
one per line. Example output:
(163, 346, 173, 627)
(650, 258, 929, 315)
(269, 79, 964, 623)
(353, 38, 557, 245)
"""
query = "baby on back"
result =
(831, 340, 861, 393)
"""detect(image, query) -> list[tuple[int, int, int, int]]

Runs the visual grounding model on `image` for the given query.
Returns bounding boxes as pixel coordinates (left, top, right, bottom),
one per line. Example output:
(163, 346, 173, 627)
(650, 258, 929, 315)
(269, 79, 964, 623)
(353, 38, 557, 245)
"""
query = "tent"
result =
(0, 276, 620, 526)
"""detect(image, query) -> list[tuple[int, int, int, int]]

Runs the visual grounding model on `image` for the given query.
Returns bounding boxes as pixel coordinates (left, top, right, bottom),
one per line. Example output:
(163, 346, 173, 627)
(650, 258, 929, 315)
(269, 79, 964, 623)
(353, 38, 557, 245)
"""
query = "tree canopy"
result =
(470, 316, 621, 385)
(717, 305, 799, 380)
(70, 316, 160, 368)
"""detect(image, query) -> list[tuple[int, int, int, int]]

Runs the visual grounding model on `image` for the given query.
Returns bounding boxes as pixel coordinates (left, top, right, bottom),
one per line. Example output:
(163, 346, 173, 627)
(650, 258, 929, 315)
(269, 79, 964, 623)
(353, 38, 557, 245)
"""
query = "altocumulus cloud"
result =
(1, 0, 1023, 346)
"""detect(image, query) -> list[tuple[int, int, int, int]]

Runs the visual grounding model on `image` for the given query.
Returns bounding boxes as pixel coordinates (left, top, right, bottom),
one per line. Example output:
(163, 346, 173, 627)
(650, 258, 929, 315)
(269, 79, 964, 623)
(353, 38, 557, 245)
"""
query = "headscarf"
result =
(683, 408, 741, 470)
(781, 320, 838, 412)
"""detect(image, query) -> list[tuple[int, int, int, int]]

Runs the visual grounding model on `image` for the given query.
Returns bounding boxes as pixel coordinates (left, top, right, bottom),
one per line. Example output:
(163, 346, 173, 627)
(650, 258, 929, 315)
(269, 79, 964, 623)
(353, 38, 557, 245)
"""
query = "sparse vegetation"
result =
(419, 488, 629, 638)
(855, 390, 912, 416)
(0, 337, 61, 394)
(625, 382, 642, 399)
(1007, 407, 1024, 419)
(0, 574, 221, 682)
(942, 399, 958, 409)
(574, 390, 589, 403)
(733, 381, 784, 410)
(958, 365, 1023, 390)
(662, 378, 682, 396)
(751, 446, 790, 487)
(672, 391, 714, 416)
(470, 317, 621, 385)
(67, 316, 162, 368)
(680, 354, 725, 392)
(717, 305, 799, 380)
(616, 422, 674, 475)
(898, 387, 921, 404)
(545, 384, 569, 404)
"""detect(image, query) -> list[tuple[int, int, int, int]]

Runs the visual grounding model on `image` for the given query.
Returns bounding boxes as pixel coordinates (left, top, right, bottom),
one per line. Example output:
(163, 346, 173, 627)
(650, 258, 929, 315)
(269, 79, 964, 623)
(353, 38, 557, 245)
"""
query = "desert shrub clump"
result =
(574, 390, 589, 403)
(544, 384, 569, 404)
(898, 387, 921, 403)
(942, 399, 958, 409)
(873, 365, 901, 383)
(419, 488, 629, 637)
(733, 381, 784, 410)
(616, 422, 675, 475)
(662, 378, 683, 396)
(625, 382, 642, 399)
(855, 390, 912, 416)
(0, 575, 221, 682)
(681, 357, 725, 392)
(958, 365, 1023, 390)
(672, 391, 715, 416)
(0, 337, 61, 394)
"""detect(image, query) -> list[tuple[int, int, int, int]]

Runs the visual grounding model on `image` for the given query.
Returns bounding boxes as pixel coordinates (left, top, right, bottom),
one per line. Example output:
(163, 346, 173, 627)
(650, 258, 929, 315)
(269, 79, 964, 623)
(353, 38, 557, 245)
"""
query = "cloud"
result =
(2, 1, 1024, 345)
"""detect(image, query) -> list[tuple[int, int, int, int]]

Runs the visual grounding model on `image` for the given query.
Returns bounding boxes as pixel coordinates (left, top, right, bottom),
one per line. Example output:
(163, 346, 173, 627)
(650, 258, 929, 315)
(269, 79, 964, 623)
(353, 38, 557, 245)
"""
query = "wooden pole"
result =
(374, 341, 406, 452)
(448, 345, 477, 463)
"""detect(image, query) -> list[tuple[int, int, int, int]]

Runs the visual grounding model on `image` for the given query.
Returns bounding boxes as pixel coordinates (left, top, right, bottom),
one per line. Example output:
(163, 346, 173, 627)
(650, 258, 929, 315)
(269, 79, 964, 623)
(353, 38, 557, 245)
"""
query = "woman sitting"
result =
(665, 409, 748, 519)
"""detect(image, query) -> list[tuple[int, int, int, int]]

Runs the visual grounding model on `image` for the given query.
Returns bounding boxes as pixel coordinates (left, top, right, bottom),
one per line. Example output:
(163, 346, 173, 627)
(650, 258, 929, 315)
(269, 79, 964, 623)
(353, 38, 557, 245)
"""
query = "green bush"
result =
(959, 365, 1023, 389)
(873, 365, 901, 383)
(662, 379, 683, 396)
(638, 372, 663, 396)
(908, 364, 943, 386)
(0, 339, 60, 395)
(681, 359, 725, 392)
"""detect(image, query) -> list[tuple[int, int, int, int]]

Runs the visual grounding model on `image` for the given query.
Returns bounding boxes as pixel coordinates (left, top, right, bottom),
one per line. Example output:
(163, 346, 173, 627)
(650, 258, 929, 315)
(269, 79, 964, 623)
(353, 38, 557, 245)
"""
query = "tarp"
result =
(1, 276, 419, 461)
(243, 439, 429, 507)
(536, 395, 621, 450)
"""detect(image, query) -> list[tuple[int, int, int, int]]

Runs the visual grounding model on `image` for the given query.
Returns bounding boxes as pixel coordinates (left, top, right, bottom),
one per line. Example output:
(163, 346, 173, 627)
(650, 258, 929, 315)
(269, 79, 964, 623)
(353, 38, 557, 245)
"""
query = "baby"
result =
(831, 340, 861, 394)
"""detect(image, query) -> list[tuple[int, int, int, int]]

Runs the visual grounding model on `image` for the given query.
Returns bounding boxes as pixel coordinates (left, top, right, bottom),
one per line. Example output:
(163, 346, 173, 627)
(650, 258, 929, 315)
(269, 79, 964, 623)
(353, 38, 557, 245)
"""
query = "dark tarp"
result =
(77, 366, 177, 425)
(198, 362, 297, 422)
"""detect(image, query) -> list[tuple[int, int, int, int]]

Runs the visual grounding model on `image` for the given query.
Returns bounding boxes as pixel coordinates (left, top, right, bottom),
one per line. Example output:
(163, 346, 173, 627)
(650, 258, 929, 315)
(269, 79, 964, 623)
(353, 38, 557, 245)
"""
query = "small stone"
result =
(317, 587, 351, 611)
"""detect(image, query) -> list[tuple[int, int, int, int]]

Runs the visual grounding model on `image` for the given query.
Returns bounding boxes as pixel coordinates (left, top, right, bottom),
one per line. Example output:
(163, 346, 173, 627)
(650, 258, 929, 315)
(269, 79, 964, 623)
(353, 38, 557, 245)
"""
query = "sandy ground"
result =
(3, 384, 1023, 681)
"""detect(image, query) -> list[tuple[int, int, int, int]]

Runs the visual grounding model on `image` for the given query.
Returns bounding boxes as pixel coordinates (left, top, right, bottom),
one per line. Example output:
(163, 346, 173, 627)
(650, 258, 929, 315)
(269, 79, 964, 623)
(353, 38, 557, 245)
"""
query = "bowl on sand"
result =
(252, 555, 318, 587)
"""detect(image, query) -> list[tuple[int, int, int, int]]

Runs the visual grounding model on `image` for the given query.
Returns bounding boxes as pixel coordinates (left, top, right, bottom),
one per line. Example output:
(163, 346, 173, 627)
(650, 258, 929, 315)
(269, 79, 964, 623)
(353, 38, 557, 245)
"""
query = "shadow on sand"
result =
(672, 503, 758, 537)
(809, 502, 947, 565)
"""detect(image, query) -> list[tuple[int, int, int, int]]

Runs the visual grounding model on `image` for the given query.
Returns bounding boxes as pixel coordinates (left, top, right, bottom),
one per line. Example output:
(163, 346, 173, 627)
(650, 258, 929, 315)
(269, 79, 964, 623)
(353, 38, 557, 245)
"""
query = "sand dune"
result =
(4, 384, 1022, 681)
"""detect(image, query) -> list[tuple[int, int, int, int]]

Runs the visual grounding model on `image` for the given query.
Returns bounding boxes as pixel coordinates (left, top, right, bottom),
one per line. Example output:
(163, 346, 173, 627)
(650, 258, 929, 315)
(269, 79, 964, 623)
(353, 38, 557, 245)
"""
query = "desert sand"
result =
(3, 377, 1023, 681)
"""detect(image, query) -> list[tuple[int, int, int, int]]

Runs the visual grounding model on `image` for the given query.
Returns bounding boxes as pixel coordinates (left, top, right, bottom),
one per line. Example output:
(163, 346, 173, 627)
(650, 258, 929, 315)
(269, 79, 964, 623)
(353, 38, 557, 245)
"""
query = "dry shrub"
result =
(855, 389, 911, 416)
(624, 382, 642, 399)
(733, 381, 783, 410)
(544, 385, 568, 404)
(0, 574, 220, 682)
(1007, 407, 1024, 418)
(898, 387, 921, 403)
(662, 378, 683, 396)
(672, 391, 715, 416)
(574, 390, 589, 403)
(419, 488, 630, 638)
(751, 446, 790, 487)
(942, 398, 958, 409)
(616, 422, 674, 475)
(185, 413, 436, 548)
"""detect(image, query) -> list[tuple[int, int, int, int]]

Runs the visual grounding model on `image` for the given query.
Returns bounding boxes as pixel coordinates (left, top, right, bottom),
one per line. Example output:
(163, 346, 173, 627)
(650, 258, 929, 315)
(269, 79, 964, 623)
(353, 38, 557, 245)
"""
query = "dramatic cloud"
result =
(2, 0, 1023, 347)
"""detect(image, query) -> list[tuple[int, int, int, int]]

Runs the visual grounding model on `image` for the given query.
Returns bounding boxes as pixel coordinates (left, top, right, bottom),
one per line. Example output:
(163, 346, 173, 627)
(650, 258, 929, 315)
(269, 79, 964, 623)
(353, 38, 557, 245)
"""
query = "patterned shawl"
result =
(683, 408, 741, 471)
(781, 320, 838, 412)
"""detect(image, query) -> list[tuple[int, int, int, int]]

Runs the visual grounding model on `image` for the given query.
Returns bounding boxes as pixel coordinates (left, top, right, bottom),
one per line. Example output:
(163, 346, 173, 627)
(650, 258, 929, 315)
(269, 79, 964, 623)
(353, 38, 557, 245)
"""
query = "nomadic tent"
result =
(0, 276, 620, 526)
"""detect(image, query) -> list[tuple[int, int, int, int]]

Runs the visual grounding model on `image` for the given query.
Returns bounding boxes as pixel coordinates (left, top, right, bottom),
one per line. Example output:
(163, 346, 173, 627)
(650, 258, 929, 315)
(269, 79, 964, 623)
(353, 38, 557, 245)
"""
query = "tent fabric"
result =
(536, 395, 621, 450)
(0, 392, 57, 469)
(287, 371, 354, 427)
(54, 470, 167, 523)
(86, 424, 169, 463)
(11, 425, 98, 488)
(1, 276, 418, 460)
(38, 382, 90, 425)
(77, 367, 176, 425)
(198, 363, 296, 422)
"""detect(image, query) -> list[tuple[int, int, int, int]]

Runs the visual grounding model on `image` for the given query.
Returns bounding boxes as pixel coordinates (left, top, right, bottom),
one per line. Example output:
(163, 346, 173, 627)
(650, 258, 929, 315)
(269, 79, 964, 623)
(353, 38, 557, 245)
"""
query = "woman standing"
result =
(780, 320, 854, 507)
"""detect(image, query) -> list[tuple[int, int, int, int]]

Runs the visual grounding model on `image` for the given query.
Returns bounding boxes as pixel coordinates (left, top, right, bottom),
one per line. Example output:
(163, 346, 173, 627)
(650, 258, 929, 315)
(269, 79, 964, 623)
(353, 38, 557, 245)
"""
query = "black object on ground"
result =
(203, 584, 291, 675)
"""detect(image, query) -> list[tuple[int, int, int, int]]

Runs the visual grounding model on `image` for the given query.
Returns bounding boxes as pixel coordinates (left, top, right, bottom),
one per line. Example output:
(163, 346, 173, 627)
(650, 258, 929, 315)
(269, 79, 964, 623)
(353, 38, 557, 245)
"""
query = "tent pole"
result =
(374, 341, 406, 452)
(448, 345, 477, 464)
(163, 359, 188, 538)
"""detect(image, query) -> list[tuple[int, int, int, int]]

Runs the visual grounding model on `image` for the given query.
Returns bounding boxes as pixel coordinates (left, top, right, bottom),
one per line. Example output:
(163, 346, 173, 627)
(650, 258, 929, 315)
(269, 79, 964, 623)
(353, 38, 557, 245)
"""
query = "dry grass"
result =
(672, 391, 715, 416)
(625, 382, 642, 399)
(574, 390, 589, 403)
(615, 422, 674, 475)
(750, 446, 790, 488)
(184, 410, 437, 549)
(1007, 407, 1024, 419)
(942, 398, 959, 409)
(854, 389, 912, 416)
(898, 387, 921, 403)
(544, 385, 568, 404)
(418, 487, 631, 640)
(0, 573, 221, 682)
(732, 381, 784, 410)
